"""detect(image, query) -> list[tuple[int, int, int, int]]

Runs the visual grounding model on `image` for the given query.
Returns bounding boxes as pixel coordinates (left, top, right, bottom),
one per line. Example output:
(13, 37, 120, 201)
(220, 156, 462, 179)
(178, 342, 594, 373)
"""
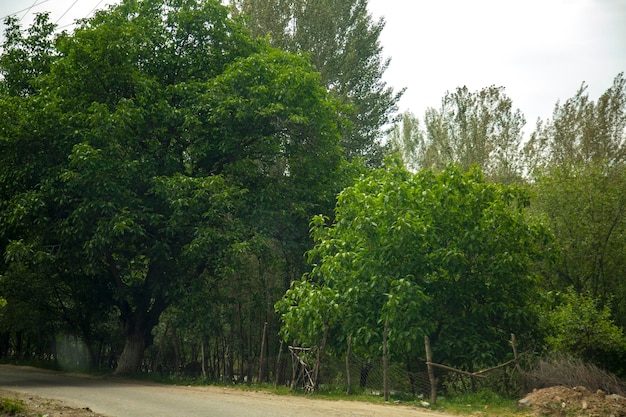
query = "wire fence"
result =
(252, 339, 521, 401)
(255, 335, 525, 401)
(255, 345, 433, 398)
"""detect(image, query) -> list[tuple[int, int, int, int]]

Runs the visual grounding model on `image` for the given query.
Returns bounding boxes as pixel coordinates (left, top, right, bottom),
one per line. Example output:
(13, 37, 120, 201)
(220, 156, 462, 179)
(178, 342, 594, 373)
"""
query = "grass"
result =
(432, 390, 530, 417)
(0, 397, 26, 415)
(205, 381, 530, 416)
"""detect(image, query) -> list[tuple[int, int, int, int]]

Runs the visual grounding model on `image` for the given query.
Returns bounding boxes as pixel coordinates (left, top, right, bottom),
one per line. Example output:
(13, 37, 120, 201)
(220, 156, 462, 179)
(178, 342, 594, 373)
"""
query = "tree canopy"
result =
(544, 289, 626, 370)
(230, 0, 403, 166)
(526, 74, 626, 335)
(524, 73, 626, 174)
(0, 0, 346, 374)
(387, 111, 423, 172)
(423, 86, 526, 183)
(1, 0, 625, 385)
(277, 162, 554, 370)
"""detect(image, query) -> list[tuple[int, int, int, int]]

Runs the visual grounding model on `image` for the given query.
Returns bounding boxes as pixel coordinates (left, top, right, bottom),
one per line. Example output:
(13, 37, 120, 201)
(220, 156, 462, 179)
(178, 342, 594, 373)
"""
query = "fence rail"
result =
(424, 333, 521, 403)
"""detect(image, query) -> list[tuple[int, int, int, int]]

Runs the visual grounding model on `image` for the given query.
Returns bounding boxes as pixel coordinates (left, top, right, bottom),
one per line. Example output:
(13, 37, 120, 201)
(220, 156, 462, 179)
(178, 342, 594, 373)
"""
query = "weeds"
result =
(0, 397, 26, 414)
(522, 354, 626, 395)
(433, 389, 526, 417)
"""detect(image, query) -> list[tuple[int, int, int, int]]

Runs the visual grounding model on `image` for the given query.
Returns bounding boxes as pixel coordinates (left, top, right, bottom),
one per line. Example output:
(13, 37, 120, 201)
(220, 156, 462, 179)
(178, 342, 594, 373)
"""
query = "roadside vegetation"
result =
(1, 0, 625, 412)
(0, 397, 25, 415)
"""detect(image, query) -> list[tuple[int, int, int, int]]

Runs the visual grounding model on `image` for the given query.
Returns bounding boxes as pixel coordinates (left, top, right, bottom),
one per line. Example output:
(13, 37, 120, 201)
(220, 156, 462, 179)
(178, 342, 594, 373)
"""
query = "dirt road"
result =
(0, 365, 449, 417)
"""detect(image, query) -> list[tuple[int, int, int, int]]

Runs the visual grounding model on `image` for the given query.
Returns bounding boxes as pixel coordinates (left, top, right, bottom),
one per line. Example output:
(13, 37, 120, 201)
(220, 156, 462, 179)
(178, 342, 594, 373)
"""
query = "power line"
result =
(1, 0, 115, 44)
(57, 0, 107, 30)
(55, 0, 80, 24)
(86, 0, 106, 18)
(21, 0, 40, 21)
(0, 0, 50, 22)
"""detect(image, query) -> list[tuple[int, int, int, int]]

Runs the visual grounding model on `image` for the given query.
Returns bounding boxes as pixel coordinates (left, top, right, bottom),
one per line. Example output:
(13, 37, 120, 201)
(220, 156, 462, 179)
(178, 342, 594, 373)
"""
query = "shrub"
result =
(544, 289, 626, 373)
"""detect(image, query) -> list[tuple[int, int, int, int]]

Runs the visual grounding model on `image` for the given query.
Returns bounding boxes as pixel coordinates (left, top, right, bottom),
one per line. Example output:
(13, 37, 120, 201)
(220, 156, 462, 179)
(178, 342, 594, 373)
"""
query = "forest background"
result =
(0, 0, 625, 397)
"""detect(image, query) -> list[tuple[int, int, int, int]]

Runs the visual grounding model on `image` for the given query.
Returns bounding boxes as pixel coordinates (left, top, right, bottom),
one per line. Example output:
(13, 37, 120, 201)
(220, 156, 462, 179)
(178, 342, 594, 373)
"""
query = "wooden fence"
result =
(424, 333, 521, 404)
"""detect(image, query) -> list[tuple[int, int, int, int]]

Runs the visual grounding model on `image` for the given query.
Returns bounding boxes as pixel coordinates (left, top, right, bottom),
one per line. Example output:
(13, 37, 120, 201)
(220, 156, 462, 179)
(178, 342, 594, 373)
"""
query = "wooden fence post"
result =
(345, 335, 352, 395)
(383, 319, 389, 402)
(425, 335, 437, 405)
(511, 333, 522, 373)
(289, 346, 298, 390)
(275, 340, 283, 389)
(312, 322, 329, 393)
(258, 321, 268, 383)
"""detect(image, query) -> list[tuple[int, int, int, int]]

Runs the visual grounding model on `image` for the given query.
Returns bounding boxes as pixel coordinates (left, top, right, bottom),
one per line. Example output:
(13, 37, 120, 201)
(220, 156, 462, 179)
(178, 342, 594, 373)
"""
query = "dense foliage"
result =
(0, 0, 346, 374)
(390, 86, 525, 183)
(544, 289, 626, 371)
(388, 73, 626, 375)
(230, 0, 403, 166)
(0, 0, 625, 389)
(278, 162, 554, 371)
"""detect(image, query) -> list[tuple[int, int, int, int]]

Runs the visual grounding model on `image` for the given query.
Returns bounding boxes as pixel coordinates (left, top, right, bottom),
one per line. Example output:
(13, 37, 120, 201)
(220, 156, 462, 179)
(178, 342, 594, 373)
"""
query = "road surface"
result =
(0, 365, 447, 417)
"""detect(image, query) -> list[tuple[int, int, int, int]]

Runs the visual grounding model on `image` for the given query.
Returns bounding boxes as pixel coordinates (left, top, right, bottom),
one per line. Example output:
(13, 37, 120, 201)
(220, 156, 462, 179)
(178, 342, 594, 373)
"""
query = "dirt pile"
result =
(519, 385, 626, 417)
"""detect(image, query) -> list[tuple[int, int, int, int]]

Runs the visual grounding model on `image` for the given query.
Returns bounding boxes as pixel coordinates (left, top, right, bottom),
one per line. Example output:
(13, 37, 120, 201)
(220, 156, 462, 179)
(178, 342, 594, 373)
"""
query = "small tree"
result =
(278, 161, 554, 370)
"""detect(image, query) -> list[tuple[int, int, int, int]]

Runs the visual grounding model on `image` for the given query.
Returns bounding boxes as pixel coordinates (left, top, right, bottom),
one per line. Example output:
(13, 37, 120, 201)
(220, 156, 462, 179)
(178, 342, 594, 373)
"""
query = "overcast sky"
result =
(368, 0, 626, 127)
(2, 0, 625, 130)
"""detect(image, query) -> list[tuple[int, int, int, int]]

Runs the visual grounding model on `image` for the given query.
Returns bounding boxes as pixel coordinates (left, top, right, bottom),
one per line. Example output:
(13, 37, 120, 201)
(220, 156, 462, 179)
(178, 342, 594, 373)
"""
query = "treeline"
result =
(287, 73, 626, 387)
(0, 0, 625, 388)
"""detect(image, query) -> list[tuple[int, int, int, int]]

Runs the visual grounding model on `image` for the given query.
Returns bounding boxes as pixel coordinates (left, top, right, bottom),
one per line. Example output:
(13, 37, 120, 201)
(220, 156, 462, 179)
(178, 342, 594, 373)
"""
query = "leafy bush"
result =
(544, 289, 626, 372)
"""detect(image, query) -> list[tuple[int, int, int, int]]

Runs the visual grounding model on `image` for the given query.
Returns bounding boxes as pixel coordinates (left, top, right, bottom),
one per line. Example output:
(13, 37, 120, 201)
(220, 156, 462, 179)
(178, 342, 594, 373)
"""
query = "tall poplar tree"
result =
(387, 111, 423, 172)
(420, 86, 526, 183)
(524, 73, 626, 174)
(230, 0, 402, 166)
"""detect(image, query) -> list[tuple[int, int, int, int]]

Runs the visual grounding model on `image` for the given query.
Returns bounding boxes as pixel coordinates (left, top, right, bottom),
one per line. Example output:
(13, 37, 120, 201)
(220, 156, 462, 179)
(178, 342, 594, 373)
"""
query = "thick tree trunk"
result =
(114, 307, 160, 375)
(84, 338, 98, 369)
(115, 332, 146, 375)
(107, 255, 166, 376)
(0, 332, 10, 359)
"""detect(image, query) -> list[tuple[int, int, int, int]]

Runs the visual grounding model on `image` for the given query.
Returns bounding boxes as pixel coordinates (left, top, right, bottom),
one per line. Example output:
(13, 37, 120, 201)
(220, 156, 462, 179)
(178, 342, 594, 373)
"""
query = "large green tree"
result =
(0, 0, 345, 374)
(229, 0, 402, 165)
(278, 162, 553, 370)
(532, 164, 626, 329)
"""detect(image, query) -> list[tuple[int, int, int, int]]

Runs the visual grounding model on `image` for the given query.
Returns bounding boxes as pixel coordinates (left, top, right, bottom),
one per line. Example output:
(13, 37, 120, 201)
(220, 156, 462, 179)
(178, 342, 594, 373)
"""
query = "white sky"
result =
(1, 0, 625, 129)
(368, 0, 626, 127)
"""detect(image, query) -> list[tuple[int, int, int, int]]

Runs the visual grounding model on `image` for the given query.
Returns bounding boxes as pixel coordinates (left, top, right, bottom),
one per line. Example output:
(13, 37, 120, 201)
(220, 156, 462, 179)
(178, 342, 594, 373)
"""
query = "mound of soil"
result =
(519, 386, 626, 417)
